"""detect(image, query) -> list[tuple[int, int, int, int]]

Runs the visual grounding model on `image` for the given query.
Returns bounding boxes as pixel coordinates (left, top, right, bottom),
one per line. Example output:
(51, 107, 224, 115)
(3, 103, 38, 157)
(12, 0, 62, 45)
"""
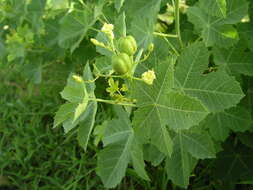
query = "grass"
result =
(0, 65, 106, 190)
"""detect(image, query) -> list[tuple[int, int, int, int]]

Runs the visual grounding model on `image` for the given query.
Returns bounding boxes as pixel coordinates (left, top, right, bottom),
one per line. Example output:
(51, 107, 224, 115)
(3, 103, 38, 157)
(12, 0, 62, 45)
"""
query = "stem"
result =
(83, 76, 99, 83)
(131, 76, 143, 82)
(139, 51, 152, 63)
(134, 49, 144, 63)
(98, 73, 124, 78)
(153, 32, 178, 38)
(174, 0, 184, 48)
(89, 98, 137, 107)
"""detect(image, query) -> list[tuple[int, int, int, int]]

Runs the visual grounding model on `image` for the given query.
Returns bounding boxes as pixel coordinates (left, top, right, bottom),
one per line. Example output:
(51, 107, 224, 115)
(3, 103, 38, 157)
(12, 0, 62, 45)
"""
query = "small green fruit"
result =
(112, 53, 132, 75)
(118, 35, 137, 56)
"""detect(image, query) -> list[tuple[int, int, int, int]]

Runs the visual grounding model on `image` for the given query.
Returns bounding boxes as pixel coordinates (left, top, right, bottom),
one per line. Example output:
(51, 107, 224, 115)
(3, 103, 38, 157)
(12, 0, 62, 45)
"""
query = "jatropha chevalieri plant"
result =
(0, 0, 252, 188)
(53, 21, 159, 187)
(53, 0, 250, 188)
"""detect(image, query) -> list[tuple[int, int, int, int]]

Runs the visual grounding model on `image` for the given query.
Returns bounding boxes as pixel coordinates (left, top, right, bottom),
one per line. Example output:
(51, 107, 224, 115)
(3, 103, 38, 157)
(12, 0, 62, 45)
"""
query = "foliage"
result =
(1, 0, 253, 189)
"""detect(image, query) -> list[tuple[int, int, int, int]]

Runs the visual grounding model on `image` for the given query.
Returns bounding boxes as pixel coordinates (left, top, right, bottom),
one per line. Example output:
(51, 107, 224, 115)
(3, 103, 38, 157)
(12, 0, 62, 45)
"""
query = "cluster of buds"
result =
(101, 23, 114, 40)
(90, 23, 115, 51)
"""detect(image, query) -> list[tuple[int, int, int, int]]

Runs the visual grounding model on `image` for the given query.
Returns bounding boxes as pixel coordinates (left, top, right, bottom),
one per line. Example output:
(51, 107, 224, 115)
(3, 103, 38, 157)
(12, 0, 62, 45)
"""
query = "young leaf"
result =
(175, 42, 244, 112)
(77, 64, 97, 150)
(78, 102, 97, 150)
(60, 74, 88, 103)
(97, 106, 134, 188)
(54, 70, 91, 133)
(53, 103, 78, 128)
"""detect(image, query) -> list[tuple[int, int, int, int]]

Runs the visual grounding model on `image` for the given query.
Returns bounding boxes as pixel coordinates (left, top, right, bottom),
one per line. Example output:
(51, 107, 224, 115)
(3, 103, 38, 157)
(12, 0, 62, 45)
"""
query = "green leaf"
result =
(199, 0, 227, 18)
(97, 140, 133, 188)
(77, 101, 97, 150)
(143, 144, 166, 166)
(130, 16, 154, 50)
(97, 106, 134, 188)
(124, 0, 161, 19)
(78, 64, 97, 150)
(114, 12, 126, 38)
(103, 107, 132, 146)
(166, 134, 197, 188)
(132, 57, 208, 155)
(115, 0, 125, 12)
(58, 8, 98, 52)
(241, 77, 253, 116)
(223, 0, 249, 24)
(83, 63, 96, 93)
(60, 74, 88, 103)
(187, 7, 239, 47)
(47, 0, 69, 10)
(143, 144, 165, 166)
(54, 103, 77, 128)
(213, 45, 253, 76)
(130, 138, 150, 180)
(238, 23, 253, 52)
(238, 133, 253, 149)
(202, 106, 253, 142)
(213, 141, 253, 182)
(93, 121, 108, 146)
(128, 0, 161, 50)
(175, 42, 244, 112)
(26, 0, 46, 33)
(180, 131, 216, 159)
(187, 0, 248, 47)
(54, 66, 93, 133)
(94, 56, 113, 75)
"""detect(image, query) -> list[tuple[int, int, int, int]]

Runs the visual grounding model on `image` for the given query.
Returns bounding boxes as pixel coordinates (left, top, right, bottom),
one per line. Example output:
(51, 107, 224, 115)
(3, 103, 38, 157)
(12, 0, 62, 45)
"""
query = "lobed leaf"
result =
(175, 42, 244, 112)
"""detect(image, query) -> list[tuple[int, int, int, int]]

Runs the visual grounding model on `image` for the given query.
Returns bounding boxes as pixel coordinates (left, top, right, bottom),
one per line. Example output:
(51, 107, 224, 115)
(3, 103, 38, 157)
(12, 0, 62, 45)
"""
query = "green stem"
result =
(134, 48, 144, 63)
(131, 76, 143, 82)
(89, 98, 137, 107)
(139, 51, 152, 63)
(83, 76, 99, 83)
(153, 32, 178, 38)
(174, 0, 184, 48)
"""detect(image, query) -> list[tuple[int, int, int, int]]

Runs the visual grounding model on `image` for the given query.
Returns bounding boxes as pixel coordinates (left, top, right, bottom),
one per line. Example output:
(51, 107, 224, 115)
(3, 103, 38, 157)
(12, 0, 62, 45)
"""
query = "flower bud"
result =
(141, 70, 156, 85)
